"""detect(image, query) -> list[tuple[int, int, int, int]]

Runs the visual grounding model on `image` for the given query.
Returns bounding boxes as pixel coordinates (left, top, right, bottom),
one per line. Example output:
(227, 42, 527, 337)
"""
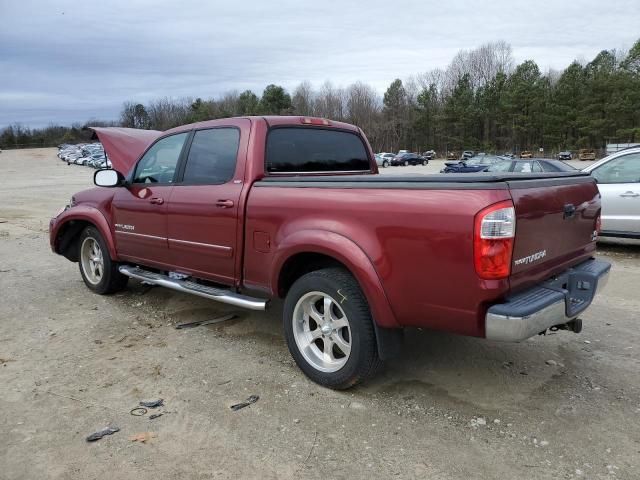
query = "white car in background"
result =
(375, 152, 395, 168)
(583, 147, 640, 239)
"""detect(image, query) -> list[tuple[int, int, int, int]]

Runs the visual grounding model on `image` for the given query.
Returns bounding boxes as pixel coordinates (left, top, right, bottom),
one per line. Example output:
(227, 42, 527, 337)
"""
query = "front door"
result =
(167, 125, 245, 285)
(112, 132, 189, 267)
(591, 152, 640, 235)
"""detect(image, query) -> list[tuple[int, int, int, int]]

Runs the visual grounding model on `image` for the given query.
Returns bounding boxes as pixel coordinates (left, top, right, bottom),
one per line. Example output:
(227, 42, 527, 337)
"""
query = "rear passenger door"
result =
(166, 124, 246, 284)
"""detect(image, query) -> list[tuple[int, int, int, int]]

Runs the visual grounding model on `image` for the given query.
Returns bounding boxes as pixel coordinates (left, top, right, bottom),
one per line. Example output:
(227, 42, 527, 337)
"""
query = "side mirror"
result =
(94, 169, 124, 187)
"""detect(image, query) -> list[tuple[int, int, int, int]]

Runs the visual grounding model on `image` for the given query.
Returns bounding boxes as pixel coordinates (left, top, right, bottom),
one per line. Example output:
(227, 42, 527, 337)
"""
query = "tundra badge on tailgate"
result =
(514, 250, 547, 266)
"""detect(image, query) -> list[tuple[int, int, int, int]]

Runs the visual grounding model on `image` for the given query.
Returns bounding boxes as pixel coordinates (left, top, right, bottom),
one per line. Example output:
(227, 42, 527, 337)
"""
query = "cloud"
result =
(1, 0, 638, 127)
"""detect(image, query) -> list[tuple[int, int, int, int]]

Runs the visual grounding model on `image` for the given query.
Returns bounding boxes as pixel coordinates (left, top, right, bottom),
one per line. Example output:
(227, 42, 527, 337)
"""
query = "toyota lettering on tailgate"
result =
(514, 250, 547, 266)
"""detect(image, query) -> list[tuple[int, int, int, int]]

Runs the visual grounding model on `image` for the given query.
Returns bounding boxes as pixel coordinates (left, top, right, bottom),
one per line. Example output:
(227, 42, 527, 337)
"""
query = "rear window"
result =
(266, 128, 371, 173)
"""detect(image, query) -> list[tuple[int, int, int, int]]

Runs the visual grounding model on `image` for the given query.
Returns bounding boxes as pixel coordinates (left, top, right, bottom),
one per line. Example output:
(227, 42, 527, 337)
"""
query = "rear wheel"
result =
(78, 226, 128, 294)
(382, 160, 389, 168)
(404, 160, 409, 166)
(422, 160, 428, 166)
(283, 268, 381, 389)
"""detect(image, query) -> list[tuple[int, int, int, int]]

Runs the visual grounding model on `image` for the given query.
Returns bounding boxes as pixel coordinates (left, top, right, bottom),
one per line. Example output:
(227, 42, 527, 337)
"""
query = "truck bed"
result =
(246, 171, 599, 337)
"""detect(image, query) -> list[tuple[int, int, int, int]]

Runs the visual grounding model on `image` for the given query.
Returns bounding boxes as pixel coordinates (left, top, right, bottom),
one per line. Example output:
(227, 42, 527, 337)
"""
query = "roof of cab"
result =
(164, 116, 360, 135)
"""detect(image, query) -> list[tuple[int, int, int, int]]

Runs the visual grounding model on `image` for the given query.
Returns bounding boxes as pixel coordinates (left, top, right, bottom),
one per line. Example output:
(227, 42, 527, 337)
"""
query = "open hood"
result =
(89, 127, 162, 174)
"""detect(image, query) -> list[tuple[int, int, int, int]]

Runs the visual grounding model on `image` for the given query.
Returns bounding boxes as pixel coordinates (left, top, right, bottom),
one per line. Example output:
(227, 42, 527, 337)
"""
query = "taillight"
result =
(595, 212, 601, 235)
(474, 201, 516, 279)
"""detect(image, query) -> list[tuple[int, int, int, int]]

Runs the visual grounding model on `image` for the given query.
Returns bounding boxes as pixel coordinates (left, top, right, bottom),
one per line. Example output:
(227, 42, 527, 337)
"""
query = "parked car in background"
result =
(447, 151, 458, 160)
(58, 142, 108, 168)
(441, 155, 506, 173)
(519, 151, 533, 158)
(579, 149, 596, 161)
(376, 152, 395, 168)
(558, 151, 572, 161)
(484, 158, 576, 173)
(461, 150, 475, 160)
(582, 147, 640, 238)
(422, 150, 436, 160)
(391, 152, 428, 166)
(374, 154, 389, 168)
(502, 152, 515, 159)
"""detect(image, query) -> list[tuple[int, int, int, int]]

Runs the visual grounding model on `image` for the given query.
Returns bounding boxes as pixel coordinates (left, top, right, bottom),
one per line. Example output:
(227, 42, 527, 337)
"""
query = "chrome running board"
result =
(118, 265, 267, 311)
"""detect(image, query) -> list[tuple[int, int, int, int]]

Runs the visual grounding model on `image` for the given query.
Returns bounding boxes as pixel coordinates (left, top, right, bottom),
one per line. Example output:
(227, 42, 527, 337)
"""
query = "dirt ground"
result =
(1, 148, 639, 480)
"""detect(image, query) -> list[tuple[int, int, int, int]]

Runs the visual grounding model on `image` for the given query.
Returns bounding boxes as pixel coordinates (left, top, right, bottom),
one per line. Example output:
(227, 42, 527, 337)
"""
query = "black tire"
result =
(422, 160, 428, 166)
(78, 226, 128, 294)
(403, 160, 409, 166)
(382, 160, 389, 168)
(283, 268, 381, 389)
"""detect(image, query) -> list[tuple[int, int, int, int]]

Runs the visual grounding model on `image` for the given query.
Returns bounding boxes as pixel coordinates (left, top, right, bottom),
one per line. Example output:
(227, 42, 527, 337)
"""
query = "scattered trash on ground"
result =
(139, 399, 164, 408)
(175, 313, 237, 330)
(149, 413, 164, 420)
(230, 395, 259, 411)
(130, 407, 148, 416)
(129, 432, 156, 443)
(86, 426, 119, 442)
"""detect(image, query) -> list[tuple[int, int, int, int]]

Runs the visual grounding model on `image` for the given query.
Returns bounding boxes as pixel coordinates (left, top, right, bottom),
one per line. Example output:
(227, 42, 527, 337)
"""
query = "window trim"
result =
(174, 126, 242, 186)
(129, 131, 192, 186)
(264, 125, 374, 176)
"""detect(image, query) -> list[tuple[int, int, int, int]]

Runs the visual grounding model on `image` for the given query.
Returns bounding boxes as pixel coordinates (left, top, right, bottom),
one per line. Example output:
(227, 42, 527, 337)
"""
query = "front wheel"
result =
(283, 268, 381, 389)
(404, 160, 409, 166)
(382, 160, 389, 168)
(422, 160, 428, 166)
(78, 226, 128, 294)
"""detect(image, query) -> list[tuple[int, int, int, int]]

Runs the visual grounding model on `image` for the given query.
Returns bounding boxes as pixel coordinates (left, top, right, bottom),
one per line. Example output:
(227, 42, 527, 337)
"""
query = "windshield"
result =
(485, 160, 513, 172)
(466, 155, 501, 165)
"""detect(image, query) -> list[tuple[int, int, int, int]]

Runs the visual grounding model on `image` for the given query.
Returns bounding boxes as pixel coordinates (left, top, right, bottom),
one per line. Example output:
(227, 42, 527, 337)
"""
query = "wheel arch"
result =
(51, 207, 117, 262)
(272, 230, 399, 329)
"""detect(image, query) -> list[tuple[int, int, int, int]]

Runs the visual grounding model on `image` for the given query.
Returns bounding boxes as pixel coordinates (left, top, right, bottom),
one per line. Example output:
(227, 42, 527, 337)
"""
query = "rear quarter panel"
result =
(244, 185, 512, 337)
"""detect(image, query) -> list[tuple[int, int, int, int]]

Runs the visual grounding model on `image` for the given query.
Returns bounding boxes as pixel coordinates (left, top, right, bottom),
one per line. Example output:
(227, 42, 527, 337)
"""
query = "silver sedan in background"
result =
(583, 147, 640, 239)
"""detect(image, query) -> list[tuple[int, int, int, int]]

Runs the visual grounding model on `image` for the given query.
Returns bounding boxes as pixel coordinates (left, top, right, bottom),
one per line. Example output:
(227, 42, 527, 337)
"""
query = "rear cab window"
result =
(266, 127, 371, 173)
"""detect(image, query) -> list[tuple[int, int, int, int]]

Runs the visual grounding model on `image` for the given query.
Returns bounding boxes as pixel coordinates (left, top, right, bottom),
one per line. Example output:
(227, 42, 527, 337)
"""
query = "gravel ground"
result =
(1, 148, 639, 480)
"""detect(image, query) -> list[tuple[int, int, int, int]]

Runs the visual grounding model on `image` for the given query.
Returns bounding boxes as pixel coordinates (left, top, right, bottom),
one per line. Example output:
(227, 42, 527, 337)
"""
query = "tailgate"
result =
(508, 175, 600, 289)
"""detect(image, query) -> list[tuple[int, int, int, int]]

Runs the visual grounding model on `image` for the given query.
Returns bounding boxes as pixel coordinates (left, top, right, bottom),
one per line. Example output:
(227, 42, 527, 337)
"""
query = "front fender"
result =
(49, 206, 117, 260)
(271, 229, 399, 328)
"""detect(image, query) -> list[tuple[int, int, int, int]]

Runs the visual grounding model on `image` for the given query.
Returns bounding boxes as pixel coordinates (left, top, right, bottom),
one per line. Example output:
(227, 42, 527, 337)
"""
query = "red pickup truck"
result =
(50, 116, 610, 389)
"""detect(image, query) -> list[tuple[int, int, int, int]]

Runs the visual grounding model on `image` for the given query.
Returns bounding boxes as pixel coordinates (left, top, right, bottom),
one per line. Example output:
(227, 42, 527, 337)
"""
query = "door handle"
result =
(620, 191, 640, 198)
(216, 199, 235, 208)
(563, 203, 576, 219)
(149, 197, 164, 205)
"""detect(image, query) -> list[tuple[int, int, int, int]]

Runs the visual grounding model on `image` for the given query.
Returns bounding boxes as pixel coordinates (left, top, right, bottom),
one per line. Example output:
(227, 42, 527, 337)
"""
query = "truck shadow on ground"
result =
(596, 239, 640, 256)
(123, 281, 601, 416)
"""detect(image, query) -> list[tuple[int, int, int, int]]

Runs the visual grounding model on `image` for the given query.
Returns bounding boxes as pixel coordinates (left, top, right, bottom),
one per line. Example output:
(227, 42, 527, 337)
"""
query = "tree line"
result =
(2, 39, 639, 155)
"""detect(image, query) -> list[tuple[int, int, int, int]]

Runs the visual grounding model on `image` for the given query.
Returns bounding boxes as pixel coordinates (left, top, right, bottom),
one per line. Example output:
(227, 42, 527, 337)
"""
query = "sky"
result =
(1, 0, 639, 128)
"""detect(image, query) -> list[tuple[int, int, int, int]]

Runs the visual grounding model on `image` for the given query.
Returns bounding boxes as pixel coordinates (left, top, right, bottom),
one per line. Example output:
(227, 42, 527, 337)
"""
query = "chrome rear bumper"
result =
(485, 258, 610, 342)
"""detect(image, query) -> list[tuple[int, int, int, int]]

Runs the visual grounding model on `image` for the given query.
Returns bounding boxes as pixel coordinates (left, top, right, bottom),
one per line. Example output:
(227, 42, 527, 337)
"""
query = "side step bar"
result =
(118, 265, 267, 311)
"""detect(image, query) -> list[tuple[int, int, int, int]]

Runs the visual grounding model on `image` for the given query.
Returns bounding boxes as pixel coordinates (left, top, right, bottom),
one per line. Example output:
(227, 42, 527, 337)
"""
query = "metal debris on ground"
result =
(139, 399, 164, 408)
(149, 413, 164, 420)
(86, 426, 120, 442)
(230, 395, 259, 411)
(130, 407, 148, 416)
(175, 313, 237, 330)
